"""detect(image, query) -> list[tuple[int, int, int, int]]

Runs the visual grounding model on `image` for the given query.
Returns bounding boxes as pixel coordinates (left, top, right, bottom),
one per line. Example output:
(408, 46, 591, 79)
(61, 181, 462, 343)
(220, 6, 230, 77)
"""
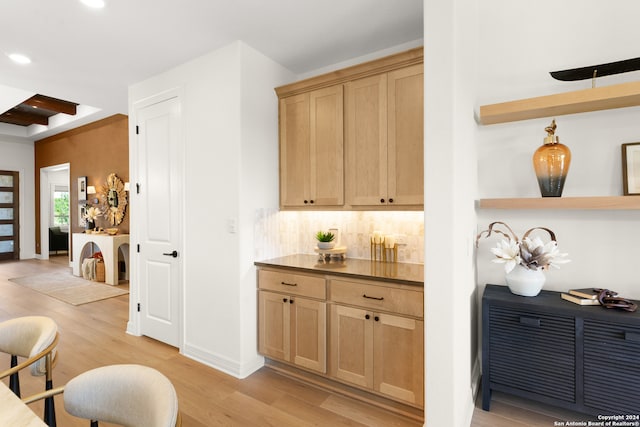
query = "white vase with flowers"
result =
(476, 221, 570, 297)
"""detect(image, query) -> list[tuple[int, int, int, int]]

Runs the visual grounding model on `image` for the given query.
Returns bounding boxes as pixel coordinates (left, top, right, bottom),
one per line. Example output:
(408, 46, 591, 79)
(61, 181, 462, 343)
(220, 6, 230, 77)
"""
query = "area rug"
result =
(9, 271, 128, 306)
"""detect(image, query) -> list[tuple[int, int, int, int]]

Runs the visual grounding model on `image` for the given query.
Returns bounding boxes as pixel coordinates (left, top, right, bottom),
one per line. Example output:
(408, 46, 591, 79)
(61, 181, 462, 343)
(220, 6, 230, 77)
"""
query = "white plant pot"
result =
(505, 264, 546, 297)
(317, 242, 336, 250)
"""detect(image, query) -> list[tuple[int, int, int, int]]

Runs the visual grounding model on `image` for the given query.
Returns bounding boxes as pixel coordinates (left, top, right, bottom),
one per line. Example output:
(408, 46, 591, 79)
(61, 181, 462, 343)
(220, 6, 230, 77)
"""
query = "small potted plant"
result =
(315, 230, 336, 250)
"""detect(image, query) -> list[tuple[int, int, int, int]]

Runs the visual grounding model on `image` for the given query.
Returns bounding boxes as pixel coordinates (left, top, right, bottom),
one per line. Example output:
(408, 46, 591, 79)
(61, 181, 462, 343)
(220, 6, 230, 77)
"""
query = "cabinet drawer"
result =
(583, 319, 640, 414)
(329, 279, 423, 318)
(488, 306, 575, 403)
(258, 269, 326, 299)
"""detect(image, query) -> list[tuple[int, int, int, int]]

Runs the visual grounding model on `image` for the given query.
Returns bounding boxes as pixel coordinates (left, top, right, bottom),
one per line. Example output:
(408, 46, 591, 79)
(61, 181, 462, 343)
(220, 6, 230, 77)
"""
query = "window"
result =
(52, 186, 69, 227)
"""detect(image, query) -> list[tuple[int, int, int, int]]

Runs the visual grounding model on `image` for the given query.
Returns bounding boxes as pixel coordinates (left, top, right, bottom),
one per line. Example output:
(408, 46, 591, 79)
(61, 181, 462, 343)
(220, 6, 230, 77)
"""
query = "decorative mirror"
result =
(99, 173, 128, 226)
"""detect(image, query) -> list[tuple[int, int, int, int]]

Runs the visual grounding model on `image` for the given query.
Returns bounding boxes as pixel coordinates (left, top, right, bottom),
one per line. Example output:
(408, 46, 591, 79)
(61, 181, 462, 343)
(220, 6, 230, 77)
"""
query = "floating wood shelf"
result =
(478, 80, 640, 125)
(478, 196, 640, 210)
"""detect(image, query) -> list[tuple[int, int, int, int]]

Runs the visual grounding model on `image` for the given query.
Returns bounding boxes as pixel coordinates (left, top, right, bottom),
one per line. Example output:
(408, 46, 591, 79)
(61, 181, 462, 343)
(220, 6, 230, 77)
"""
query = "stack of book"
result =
(561, 288, 602, 306)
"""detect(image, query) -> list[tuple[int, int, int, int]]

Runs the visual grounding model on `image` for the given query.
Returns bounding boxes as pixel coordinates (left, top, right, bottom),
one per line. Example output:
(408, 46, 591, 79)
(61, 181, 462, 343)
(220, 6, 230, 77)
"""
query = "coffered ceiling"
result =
(0, 0, 423, 141)
(0, 94, 78, 127)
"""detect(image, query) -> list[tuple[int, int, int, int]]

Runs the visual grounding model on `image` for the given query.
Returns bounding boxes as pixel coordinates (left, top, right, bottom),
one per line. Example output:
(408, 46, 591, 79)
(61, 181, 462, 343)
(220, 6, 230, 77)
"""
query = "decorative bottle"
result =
(532, 119, 571, 197)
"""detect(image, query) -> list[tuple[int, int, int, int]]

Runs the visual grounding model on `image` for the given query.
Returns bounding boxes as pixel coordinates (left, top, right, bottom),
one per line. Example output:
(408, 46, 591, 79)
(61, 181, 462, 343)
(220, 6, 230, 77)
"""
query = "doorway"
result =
(40, 164, 70, 261)
(0, 171, 19, 261)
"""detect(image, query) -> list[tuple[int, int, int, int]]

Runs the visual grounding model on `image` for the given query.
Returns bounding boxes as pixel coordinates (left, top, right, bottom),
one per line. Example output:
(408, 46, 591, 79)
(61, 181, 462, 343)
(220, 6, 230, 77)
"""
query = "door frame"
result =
(38, 163, 70, 262)
(127, 87, 185, 348)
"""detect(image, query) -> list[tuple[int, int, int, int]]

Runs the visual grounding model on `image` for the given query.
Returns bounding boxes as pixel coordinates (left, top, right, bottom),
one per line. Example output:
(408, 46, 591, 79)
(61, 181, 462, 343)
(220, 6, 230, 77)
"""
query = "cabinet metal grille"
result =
(489, 306, 576, 402)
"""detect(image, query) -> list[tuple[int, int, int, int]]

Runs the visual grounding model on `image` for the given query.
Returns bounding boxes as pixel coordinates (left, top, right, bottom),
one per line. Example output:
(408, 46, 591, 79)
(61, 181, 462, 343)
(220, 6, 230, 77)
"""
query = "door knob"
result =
(163, 250, 178, 258)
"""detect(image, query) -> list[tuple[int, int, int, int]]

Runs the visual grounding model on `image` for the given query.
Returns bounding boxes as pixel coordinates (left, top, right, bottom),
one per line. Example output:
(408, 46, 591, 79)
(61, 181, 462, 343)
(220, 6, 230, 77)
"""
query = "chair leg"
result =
(9, 355, 20, 397)
(44, 379, 56, 427)
(44, 354, 56, 427)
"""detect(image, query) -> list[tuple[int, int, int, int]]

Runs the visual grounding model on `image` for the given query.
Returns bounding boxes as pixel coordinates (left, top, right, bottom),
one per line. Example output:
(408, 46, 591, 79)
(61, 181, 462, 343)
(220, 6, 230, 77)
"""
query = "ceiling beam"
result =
(23, 94, 78, 115)
(0, 109, 49, 126)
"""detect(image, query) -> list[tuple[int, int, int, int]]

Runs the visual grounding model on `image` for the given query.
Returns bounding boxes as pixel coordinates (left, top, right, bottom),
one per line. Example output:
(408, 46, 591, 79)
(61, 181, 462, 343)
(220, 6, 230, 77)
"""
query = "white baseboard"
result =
(183, 343, 264, 379)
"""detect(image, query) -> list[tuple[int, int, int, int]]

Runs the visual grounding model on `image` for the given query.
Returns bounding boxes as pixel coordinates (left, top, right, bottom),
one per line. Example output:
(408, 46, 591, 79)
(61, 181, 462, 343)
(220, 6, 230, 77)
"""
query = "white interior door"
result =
(135, 94, 182, 347)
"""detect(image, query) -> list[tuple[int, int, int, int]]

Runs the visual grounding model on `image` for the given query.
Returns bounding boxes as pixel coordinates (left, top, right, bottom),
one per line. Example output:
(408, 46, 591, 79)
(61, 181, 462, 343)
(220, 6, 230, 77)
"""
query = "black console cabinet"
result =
(482, 284, 640, 416)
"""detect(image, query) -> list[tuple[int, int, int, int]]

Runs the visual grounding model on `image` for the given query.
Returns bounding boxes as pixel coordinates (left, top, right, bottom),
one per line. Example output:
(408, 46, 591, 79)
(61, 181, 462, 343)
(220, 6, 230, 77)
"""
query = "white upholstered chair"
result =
(0, 315, 59, 425)
(24, 364, 182, 427)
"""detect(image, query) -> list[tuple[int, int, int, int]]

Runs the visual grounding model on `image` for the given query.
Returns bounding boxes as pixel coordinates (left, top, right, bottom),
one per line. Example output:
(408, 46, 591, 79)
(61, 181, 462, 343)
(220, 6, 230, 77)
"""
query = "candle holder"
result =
(370, 236, 398, 263)
(370, 236, 385, 261)
(384, 244, 398, 263)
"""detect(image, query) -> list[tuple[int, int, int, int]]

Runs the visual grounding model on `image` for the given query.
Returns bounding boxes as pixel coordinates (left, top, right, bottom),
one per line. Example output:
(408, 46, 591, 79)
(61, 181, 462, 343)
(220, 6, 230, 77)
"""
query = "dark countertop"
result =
(254, 254, 424, 287)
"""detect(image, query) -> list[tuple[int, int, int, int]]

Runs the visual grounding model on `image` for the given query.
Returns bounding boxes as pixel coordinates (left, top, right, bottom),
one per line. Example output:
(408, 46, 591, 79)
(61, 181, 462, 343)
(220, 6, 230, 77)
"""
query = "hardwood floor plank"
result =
(271, 393, 370, 427)
(321, 394, 422, 427)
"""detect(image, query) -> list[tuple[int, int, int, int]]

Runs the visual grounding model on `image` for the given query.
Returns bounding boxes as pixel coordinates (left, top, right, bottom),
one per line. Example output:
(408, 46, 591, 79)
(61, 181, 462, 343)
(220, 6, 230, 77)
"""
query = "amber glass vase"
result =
(533, 120, 571, 197)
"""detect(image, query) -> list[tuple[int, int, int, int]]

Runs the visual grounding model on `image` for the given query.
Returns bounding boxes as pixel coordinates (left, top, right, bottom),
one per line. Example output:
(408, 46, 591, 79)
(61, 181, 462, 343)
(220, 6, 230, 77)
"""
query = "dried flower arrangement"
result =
(83, 206, 101, 222)
(476, 221, 570, 273)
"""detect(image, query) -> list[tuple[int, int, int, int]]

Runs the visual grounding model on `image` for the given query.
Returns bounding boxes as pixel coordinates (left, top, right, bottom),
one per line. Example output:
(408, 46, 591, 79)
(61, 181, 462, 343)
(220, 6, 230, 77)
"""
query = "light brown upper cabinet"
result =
(279, 85, 344, 208)
(346, 64, 424, 207)
(276, 47, 423, 210)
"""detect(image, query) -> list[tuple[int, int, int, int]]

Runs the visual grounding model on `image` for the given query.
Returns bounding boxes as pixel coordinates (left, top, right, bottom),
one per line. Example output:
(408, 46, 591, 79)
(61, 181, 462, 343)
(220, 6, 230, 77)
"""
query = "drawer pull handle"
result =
(519, 317, 540, 327)
(363, 294, 384, 301)
(625, 331, 640, 342)
(280, 281, 298, 287)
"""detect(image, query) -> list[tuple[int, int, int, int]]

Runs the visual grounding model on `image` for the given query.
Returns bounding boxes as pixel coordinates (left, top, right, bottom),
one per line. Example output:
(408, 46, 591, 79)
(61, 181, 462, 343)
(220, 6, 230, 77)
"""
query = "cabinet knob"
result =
(380, 198, 385, 203)
(374, 316, 380, 322)
(304, 200, 308, 204)
(388, 198, 394, 203)
(282, 298, 288, 303)
(289, 299, 294, 304)
(365, 314, 370, 320)
(309, 200, 314, 204)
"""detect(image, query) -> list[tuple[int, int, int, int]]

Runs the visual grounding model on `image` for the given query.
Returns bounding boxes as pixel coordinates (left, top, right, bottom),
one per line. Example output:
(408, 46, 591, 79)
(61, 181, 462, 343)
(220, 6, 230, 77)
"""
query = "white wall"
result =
(476, 1, 640, 300)
(424, 0, 479, 425)
(129, 41, 295, 378)
(0, 137, 36, 259)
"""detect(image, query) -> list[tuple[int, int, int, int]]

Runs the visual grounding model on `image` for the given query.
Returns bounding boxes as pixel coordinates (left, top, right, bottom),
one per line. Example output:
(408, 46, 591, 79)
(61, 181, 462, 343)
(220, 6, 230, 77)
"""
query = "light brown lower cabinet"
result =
(258, 290, 326, 373)
(257, 267, 423, 409)
(329, 304, 424, 406)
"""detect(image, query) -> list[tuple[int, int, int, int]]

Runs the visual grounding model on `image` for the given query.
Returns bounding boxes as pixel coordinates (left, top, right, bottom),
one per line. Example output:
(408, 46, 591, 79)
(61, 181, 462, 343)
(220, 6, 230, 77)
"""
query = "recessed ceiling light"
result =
(8, 53, 31, 64)
(80, 0, 105, 8)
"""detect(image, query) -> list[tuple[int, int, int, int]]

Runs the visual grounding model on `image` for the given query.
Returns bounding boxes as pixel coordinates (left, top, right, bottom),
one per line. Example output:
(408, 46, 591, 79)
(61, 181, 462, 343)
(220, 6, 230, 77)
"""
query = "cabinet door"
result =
(488, 306, 576, 403)
(373, 313, 424, 406)
(309, 85, 344, 206)
(583, 319, 640, 414)
(258, 291, 291, 362)
(291, 297, 326, 373)
(345, 74, 388, 206)
(329, 304, 373, 388)
(280, 93, 310, 207)
(387, 64, 424, 206)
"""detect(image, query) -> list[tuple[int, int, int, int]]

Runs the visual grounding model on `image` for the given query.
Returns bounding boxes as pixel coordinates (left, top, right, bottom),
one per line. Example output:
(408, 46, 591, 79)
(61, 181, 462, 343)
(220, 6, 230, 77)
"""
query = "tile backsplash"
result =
(254, 209, 424, 264)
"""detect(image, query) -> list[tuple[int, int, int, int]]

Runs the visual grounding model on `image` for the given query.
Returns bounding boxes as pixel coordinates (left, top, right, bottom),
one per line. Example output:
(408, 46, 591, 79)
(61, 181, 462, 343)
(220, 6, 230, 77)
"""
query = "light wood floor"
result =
(0, 256, 422, 426)
(1, 256, 595, 426)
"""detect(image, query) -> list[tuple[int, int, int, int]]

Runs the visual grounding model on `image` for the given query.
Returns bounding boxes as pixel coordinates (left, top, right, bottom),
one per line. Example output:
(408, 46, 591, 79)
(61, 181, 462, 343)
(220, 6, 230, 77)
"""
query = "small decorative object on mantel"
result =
(476, 221, 570, 297)
(533, 119, 571, 197)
